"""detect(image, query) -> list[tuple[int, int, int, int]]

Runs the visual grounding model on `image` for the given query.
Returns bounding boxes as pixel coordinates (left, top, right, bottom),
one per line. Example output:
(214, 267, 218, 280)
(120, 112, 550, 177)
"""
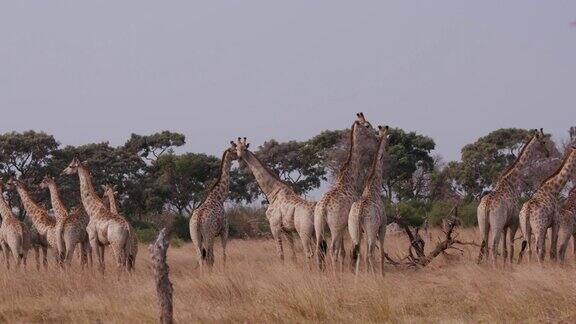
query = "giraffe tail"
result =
(313, 203, 328, 270)
(518, 207, 531, 264)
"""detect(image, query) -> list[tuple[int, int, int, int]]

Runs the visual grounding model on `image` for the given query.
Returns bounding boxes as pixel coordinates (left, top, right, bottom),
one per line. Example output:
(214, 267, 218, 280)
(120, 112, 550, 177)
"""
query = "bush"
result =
(227, 206, 270, 238)
(172, 215, 191, 241)
(136, 228, 157, 243)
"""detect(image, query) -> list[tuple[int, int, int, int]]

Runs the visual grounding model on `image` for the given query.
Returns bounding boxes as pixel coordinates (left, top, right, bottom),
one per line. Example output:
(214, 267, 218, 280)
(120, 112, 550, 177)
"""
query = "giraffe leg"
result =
(535, 226, 547, 265)
(550, 222, 559, 262)
(572, 233, 576, 261)
(270, 225, 284, 263)
(378, 223, 386, 277)
(283, 231, 297, 264)
(33, 246, 40, 271)
(2, 243, 10, 270)
(491, 227, 503, 267)
(509, 226, 517, 264)
(299, 233, 313, 270)
(330, 230, 344, 272)
(220, 228, 228, 269)
(41, 246, 48, 270)
(204, 237, 215, 269)
(66, 242, 77, 268)
(502, 227, 509, 263)
(557, 226, 572, 263)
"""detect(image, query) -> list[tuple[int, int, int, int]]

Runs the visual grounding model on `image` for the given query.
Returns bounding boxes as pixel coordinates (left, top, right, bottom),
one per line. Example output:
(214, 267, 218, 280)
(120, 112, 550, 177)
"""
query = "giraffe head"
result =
(225, 142, 239, 161)
(39, 174, 56, 189)
(5, 177, 23, 190)
(101, 184, 118, 197)
(232, 137, 250, 159)
(62, 157, 83, 175)
(533, 128, 550, 158)
(352, 112, 377, 141)
(376, 125, 390, 141)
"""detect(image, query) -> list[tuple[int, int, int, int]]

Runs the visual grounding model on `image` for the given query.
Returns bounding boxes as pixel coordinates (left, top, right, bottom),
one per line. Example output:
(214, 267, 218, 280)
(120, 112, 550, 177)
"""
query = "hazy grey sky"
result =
(2, 1, 575, 161)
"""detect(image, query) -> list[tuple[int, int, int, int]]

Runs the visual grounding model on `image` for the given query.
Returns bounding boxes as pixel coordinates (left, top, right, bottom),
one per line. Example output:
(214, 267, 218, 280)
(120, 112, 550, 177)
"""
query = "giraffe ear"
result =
(230, 141, 237, 147)
(101, 185, 107, 191)
(246, 143, 250, 149)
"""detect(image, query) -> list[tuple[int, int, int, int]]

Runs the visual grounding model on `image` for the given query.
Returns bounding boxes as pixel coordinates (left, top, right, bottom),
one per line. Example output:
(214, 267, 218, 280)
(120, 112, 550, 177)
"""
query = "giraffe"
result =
(0, 180, 33, 269)
(477, 129, 549, 264)
(189, 144, 237, 270)
(40, 175, 92, 268)
(557, 185, 576, 262)
(314, 112, 376, 270)
(62, 157, 131, 272)
(101, 183, 138, 270)
(9, 178, 63, 267)
(518, 145, 576, 264)
(348, 125, 390, 275)
(233, 137, 317, 267)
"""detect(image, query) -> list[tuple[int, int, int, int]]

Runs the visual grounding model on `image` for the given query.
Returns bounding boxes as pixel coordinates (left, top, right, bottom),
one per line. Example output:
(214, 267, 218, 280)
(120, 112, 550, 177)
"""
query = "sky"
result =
(1, 1, 575, 162)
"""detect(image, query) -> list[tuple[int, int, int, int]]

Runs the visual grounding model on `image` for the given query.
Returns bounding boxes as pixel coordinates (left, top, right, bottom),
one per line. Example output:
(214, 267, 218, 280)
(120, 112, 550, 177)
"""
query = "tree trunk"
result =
(149, 228, 173, 324)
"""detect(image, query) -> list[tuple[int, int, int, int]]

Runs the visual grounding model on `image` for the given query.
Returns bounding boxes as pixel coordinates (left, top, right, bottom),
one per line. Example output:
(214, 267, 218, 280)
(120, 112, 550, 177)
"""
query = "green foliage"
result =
(171, 215, 191, 241)
(227, 206, 270, 238)
(385, 128, 435, 201)
(136, 228, 157, 243)
(124, 131, 185, 162)
(447, 128, 536, 199)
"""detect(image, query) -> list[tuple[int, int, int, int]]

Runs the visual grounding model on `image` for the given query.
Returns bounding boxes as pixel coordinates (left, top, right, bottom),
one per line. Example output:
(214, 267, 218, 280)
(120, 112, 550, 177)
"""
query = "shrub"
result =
(227, 206, 270, 238)
(136, 228, 157, 243)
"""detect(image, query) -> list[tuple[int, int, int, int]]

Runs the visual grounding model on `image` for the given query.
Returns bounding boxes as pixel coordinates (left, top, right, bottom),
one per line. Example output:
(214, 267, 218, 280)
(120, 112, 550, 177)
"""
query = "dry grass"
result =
(1, 228, 576, 323)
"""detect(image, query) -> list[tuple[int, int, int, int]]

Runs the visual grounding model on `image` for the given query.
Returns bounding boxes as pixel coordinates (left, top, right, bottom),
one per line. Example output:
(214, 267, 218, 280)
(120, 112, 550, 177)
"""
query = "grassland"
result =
(0, 228, 575, 323)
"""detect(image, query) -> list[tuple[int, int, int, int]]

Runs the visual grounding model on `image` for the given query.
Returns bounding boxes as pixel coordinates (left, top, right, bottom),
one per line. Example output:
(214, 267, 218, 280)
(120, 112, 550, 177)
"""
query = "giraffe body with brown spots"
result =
(9, 179, 63, 267)
(101, 184, 138, 270)
(0, 181, 33, 269)
(40, 175, 92, 268)
(314, 113, 376, 270)
(557, 186, 576, 262)
(518, 146, 576, 264)
(62, 158, 131, 272)
(189, 145, 237, 270)
(348, 125, 389, 275)
(477, 129, 549, 264)
(234, 138, 317, 267)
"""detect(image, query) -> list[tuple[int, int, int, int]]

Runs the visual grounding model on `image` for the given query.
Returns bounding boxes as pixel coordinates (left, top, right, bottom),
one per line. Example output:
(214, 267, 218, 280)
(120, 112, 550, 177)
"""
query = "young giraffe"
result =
(62, 158, 131, 272)
(234, 137, 317, 267)
(101, 184, 138, 270)
(348, 125, 390, 275)
(9, 178, 63, 267)
(518, 145, 576, 264)
(0, 180, 32, 269)
(189, 144, 237, 270)
(314, 112, 376, 270)
(40, 175, 92, 268)
(557, 185, 576, 262)
(477, 129, 549, 264)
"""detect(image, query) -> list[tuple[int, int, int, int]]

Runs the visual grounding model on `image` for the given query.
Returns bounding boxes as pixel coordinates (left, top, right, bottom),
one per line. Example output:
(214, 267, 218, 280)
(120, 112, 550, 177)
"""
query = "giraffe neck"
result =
(541, 148, 576, 195)
(0, 192, 17, 222)
(335, 123, 363, 192)
(104, 191, 119, 214)
(497, 136, 538, 191)
(204, 150, 235, 204)
(362, 135, 388, 197)
(14, 184, 55, 231)
(242, 150, 289, 202)
(564, 187, 576, 211)
(77, 166, 107, 219)
(47, 182, 69, 222)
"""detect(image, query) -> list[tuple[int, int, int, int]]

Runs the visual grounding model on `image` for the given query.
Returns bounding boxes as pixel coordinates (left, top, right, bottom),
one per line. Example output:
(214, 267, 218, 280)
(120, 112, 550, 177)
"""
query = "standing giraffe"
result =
(518, 145, 576, 264)
(9, 178, 62, 266)
(477, 129, 549, 264)
(348, 125, 390, 275)
(62, 158, 131, 272)
(40, 175, 92, 268)
(314, 112, 376, 270)
(101, 184, 138, 270)
(233, 138, 316, 267)
(557, 185, 576, 262)
(189, 144, 237, 270)
(0, 180, 33, 269)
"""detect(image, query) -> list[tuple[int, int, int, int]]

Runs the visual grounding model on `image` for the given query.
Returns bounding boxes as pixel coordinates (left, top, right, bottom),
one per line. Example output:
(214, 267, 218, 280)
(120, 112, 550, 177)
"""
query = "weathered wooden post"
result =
(149, 228, 173, 324)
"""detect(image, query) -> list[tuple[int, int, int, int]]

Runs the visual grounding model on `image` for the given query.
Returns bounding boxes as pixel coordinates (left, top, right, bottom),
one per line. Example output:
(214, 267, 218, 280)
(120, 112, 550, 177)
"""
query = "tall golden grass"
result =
(1, 228, 575, 323)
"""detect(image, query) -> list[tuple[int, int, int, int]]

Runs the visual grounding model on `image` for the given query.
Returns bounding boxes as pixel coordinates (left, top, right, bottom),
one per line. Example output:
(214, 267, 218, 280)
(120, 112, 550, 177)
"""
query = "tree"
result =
(448, 128, 558, 199)
(124, 131, 185, 162)
(384, 128, 435, 201)
(149, 153, 220, 215)
(0, 131, 59, 217)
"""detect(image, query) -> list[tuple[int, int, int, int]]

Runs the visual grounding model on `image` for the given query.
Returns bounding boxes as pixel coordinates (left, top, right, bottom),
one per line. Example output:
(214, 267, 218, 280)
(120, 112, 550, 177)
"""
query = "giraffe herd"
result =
(0, 113, 575, 276)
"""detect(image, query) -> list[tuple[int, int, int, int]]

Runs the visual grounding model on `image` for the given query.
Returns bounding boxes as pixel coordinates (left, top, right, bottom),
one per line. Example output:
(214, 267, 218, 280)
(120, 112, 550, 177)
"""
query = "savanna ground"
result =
(1, 228, 576, 323)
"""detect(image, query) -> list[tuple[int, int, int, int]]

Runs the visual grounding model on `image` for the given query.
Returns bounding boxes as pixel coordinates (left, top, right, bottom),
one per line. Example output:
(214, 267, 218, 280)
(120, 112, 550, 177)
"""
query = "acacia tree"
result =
(0, 131, 59, 217)
(124, 131, 185, 163)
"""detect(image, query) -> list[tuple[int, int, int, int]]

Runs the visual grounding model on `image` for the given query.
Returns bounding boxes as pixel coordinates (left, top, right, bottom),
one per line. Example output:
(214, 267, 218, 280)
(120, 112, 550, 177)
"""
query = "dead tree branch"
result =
(149, 228, 174, 324)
